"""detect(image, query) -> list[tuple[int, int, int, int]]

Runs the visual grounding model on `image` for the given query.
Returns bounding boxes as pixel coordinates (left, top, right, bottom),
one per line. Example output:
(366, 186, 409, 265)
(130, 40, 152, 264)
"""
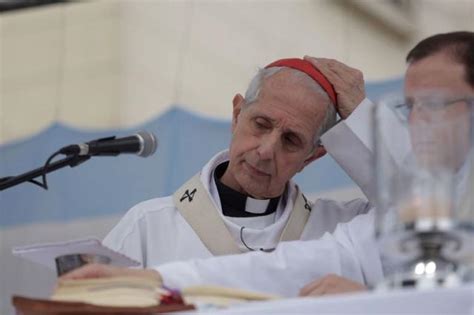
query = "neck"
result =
(220, 167, 261, 199)
(214, 162, 280, 218)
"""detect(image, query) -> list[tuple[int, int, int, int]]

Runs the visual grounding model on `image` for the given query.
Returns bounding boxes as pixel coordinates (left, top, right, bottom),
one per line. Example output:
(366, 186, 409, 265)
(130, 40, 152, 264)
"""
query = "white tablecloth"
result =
(198, 284, 474, 314)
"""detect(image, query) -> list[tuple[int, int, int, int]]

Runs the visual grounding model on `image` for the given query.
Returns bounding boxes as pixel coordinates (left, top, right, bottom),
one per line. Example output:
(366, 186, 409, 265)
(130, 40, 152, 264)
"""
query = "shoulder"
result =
(103, 195, 177, 249)
(122, 196, 176, 222)
(313, 197, 371, 213)
(301, 198, 371, 240)
(310, 197, 371, 225)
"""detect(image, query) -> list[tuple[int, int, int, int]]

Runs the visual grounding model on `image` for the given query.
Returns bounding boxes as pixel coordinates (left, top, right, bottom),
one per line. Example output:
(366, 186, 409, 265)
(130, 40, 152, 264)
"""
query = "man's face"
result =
(222, 70, 327, 199)
(404, 52, 473, 170)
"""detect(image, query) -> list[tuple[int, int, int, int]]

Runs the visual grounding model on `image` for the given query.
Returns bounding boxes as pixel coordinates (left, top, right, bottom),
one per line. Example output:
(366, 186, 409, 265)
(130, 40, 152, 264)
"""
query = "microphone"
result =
(59, 131, 158, 157)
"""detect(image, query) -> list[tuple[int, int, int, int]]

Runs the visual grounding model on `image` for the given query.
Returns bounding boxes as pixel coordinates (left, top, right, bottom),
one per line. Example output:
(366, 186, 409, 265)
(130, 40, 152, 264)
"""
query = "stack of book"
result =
(13, 275, 279, 314)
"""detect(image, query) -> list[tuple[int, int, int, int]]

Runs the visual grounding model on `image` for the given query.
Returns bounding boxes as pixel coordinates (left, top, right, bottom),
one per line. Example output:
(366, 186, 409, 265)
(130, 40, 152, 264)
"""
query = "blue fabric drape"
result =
(0, 78, 403, 227)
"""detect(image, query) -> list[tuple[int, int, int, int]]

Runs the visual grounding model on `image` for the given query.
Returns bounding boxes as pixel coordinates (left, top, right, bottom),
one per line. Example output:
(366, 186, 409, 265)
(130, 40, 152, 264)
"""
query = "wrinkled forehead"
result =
(265, 58, 337, 105)
(260, 70, 331, 110)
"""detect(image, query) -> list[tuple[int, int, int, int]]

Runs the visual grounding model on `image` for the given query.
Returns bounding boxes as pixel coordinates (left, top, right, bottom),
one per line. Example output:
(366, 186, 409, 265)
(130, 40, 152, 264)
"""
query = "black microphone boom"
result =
(0, 131, 158, 191)
(59, 131, 158, 157)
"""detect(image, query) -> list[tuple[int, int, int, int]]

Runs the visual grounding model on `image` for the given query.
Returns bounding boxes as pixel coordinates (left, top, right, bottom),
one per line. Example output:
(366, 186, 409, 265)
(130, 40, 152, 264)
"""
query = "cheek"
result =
(229, 131, 256, 159)
(274, 155, 306, 178)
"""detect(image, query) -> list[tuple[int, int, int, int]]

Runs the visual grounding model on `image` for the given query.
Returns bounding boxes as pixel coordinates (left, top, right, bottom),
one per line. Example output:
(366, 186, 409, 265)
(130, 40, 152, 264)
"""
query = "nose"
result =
(409, 104, 432, 124)
(257, 132, 279, 160)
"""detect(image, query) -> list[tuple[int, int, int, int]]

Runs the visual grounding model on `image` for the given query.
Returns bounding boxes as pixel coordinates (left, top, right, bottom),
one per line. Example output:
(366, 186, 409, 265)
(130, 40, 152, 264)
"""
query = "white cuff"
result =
(322, 98, 374, 151)
(343, 98, 375, 150)
(156, 261, 204, 289)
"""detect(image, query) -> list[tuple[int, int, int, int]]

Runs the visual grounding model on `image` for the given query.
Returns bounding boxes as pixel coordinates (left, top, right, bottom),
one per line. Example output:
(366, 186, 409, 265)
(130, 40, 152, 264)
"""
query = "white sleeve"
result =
(156, 212, 381, 297)
(321, 98, 376, 202)
(102, 209, 145, 267)
(321, 98, 410, 204)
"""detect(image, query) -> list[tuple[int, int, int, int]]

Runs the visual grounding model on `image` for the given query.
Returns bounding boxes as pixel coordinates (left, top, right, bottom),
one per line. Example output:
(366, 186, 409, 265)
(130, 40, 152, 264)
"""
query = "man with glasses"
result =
(300, 31, 473, 296)
(317, 31, 473, 207)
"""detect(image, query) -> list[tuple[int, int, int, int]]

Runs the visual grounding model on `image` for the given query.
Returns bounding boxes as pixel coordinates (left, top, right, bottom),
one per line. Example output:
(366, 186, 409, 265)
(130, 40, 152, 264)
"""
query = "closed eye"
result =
(283, 133, 302, 150)
(254, 117, 272, 130)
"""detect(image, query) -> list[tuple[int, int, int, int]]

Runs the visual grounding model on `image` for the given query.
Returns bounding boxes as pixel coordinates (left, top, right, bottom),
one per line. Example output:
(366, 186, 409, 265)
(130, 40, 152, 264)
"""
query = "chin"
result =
(250, 189, 281, 199)
(238, 176, 280, 198)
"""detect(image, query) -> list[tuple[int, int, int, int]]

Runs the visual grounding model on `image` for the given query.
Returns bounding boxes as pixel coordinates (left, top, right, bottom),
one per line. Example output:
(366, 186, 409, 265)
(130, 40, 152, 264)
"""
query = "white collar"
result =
(199, 149, 297, 223)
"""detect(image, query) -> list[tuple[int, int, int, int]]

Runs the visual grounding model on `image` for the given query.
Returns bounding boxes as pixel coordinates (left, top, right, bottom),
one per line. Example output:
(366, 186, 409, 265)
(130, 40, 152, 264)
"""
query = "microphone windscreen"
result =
(136, 131, 158, 157)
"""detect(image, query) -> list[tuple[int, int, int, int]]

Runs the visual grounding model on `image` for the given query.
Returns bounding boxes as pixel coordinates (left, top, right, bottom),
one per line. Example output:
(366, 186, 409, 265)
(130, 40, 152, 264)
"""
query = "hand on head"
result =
(304, 56, 366, 119)
(299, 274, 367, 297)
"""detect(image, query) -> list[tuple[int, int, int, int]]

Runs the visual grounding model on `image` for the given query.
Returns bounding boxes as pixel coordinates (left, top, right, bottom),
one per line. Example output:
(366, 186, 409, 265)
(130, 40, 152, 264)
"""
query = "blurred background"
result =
(0, 0, 473, 313)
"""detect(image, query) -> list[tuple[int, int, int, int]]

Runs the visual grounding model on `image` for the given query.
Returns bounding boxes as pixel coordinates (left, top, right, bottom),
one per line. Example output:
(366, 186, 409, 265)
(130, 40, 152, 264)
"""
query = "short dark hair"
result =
(406, 31, 474, 87)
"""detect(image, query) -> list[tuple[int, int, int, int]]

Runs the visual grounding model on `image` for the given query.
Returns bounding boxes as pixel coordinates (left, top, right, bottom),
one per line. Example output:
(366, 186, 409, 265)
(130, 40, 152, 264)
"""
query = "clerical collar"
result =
(214, 162, 280, 217)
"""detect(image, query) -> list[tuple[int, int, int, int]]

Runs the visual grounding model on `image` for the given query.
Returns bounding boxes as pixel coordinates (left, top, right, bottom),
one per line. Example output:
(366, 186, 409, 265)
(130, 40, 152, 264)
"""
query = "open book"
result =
(52, 276, 168, 307)
(50, 276, 279, 308)
(13, 238, 279, 310)
(182, 285, 280, 307)
(12, 238, 140, 271)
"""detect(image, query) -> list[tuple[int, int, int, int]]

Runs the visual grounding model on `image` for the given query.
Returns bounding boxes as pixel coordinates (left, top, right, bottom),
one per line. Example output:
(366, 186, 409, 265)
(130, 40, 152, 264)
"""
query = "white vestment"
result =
(152, 98, 471, 297)
(156, 210, 382, 297)
(103, 136, 371, 267)
(320, 98, 393, 202)
(149, 100, 383, 296)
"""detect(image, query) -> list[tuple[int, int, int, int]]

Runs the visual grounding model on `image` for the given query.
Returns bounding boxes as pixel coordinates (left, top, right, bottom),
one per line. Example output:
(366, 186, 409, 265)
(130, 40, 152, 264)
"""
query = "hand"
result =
(299, 274, 367, 297)
(59, 263, 162, 284)
(304, 56, 365, 119)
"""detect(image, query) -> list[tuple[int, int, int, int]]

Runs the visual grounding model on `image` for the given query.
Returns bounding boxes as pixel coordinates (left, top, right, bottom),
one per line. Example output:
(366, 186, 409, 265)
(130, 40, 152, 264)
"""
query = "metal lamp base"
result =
(377, 226, 474, 290)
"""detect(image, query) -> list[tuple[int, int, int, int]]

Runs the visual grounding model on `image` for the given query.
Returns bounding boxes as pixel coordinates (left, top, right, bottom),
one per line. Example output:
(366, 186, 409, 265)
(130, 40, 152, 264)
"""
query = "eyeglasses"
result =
(394, 97, 474, 119)
(239, 226, 275, 253)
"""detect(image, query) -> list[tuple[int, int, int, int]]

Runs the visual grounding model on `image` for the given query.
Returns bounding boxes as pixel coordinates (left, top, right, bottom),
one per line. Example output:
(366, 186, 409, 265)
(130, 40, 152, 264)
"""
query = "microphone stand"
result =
(0, 154, 90, 191)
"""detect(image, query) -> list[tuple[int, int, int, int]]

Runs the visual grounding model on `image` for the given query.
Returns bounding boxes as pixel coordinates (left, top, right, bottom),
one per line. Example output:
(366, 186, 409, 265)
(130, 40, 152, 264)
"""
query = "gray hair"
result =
(243, 67, 337, 146)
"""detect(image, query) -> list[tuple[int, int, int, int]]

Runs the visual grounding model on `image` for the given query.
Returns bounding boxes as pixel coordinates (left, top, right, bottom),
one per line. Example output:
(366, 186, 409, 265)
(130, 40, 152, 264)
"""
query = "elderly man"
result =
(103, 58, 370, 268)
(62, 32, 473, 298)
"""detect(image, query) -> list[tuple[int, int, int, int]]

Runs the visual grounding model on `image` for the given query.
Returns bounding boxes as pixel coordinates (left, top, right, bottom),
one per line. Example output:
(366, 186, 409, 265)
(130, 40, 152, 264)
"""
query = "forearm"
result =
(321, 98, 376, 202)
(155, 233, 366, 297)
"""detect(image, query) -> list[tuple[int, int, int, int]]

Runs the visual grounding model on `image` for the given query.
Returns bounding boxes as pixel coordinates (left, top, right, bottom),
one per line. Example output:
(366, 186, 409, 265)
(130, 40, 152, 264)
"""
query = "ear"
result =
(298, 145, 327, 172)
(232, 94, 245, 132)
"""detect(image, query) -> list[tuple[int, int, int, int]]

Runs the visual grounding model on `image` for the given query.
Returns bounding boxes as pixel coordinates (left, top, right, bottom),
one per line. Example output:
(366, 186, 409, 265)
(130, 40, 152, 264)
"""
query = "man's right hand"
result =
(59, 263, 162, 283)
(304, 56, 366, 119)
(299, 274, 367, 297)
